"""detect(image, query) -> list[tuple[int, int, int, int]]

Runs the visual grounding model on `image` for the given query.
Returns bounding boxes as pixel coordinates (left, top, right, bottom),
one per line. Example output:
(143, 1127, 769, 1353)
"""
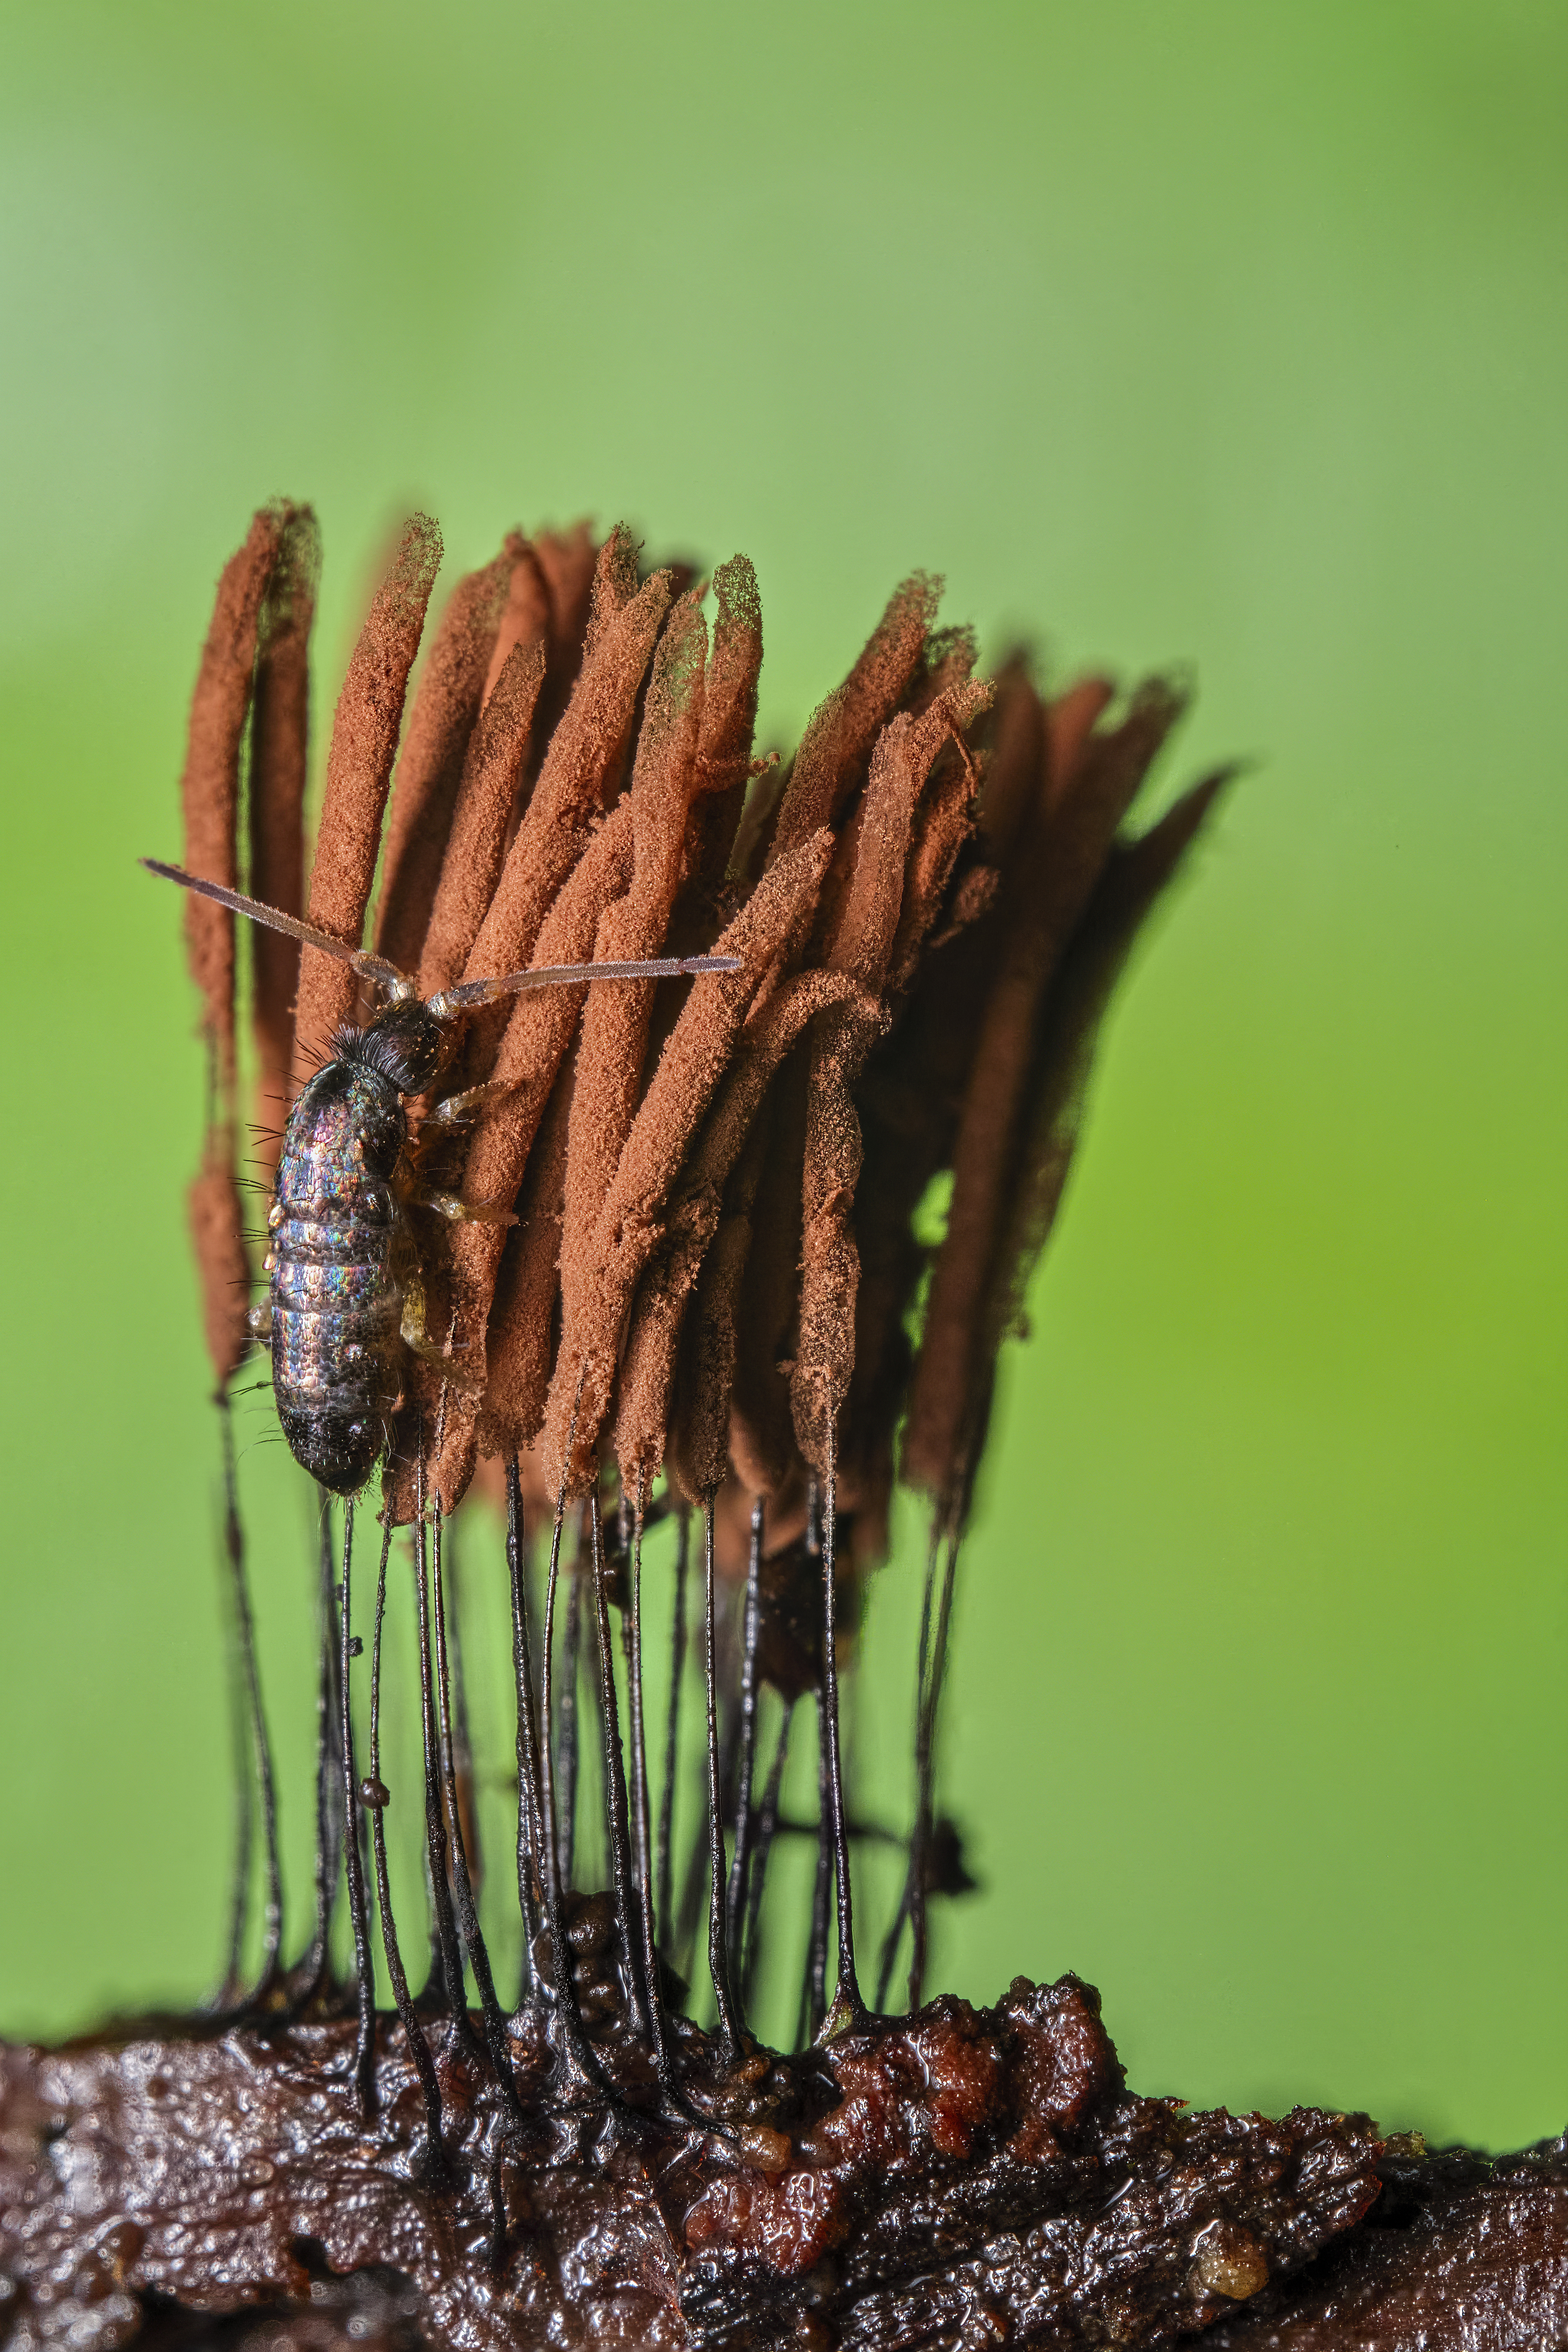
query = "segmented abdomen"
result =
(267, 1074, 407, 1491)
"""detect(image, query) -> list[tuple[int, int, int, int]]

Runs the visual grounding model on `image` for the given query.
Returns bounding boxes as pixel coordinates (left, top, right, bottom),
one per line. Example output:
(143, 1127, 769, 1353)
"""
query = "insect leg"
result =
(399, 1277, 486, 1385)
(406, 1183, 519, 1227)
(423, 1075, 525, 1129)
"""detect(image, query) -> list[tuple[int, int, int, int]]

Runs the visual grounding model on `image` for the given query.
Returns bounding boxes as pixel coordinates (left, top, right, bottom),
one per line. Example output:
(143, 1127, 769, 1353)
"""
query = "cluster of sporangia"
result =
(185, 503, 1225, 1552)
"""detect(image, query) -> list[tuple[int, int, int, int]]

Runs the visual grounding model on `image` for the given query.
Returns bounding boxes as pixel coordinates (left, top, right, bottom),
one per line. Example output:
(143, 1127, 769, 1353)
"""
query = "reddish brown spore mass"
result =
(293, 514, 442, 1076)
(375, 550, 512, 978)
(248, 506, 321, 1168)
(168, 502, 1229, 1549)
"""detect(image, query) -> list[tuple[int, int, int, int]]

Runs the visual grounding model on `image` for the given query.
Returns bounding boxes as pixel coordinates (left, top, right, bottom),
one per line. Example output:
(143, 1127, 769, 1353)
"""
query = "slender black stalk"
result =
(215, 1416, 254, 2009)
(411, 1458, 476, 2045)
(367, 1515, 444, 2168)
(627, 1488, 688, 2100)
(677, 1706, 739, 1983)
(443, 1513, 482, 1901)
(535, 1444, 613, 2098)
(798, 1726, 831, 2050)
(908, 1522, 961, 2013)
(877, 1519, 941, 2012)
(504, 1456, 543, 2003)
(703, 1502, 744, 2056)
(656, 1506, 690, 1954)
(742, 1699, 794, 2006)
(336, 1503, 376, 2113)
(587, 1492, 653, 2041)
(724, 1496, 765, 1984)
(818, 1436, 864, 2031)
(625, 1484, 653, 1978)
(557, 1569, 584, 1892)
(432, 1499, 523, 2121)
(294, 1488, 344, 2008)
(218, 1396, 282, 1998)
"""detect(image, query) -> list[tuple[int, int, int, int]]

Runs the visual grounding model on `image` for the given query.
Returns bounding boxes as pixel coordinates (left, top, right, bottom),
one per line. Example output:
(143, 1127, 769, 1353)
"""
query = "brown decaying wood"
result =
(248, 506, 320, 1172)
(179, 505, 286, 1094)
(416, 635, 546, 999)
(293, 515, 442, 1077)
(902, 678, 1187, 1508)
(374, 550, 512, 977)
(543, 830, 835, 1500)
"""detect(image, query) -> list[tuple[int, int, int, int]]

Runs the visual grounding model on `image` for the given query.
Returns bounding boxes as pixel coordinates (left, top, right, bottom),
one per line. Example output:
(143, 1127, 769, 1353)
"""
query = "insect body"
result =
(145, 860, 738, 1494)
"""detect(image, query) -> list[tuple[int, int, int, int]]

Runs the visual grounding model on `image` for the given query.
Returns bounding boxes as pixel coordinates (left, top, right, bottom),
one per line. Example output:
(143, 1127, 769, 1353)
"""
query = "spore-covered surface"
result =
(0, 1976, 1395, 2352)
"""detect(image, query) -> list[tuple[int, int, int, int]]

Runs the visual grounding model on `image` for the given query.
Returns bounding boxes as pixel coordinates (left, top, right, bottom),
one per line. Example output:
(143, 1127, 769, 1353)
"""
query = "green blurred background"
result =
(2, 0, 1564, 2151)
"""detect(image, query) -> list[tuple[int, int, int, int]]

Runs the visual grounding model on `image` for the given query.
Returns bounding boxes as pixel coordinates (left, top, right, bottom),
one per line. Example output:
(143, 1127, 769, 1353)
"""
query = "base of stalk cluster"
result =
(8, 1968, 1526, 2352)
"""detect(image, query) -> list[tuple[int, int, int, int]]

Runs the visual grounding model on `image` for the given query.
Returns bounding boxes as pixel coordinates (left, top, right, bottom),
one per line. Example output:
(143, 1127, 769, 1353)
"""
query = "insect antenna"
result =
(702, 1500, 744, 2059)
(141, 860, 413, 994)
(723, 1496, 765, 1996)
(427, 949, 742, 1016)
(336, 1500, 377, 2117)
(655, 1503, 691, 1955)
(365, 1512, 446, 2174)
(431, 1496, 525, 2124)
